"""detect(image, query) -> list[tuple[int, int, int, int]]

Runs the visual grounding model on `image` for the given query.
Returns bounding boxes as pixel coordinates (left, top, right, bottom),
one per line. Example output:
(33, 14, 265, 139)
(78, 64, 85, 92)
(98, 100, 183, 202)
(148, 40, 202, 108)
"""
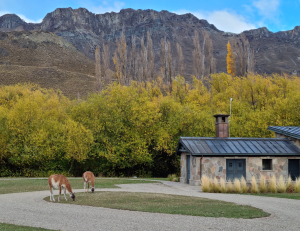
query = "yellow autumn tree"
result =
(227, 41, 236, 76)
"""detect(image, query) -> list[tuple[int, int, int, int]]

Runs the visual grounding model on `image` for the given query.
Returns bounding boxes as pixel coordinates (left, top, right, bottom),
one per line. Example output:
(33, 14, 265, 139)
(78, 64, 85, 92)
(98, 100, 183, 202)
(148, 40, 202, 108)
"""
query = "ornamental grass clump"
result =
(212, 178, 221, 193)
(277, 175, 286, 193)
(259, 175, 267, 193)
(233, 178, 242, 193)
(286, 175, 292, 190)
(269, 175, 277, 193)
(226, 179, 233, 193)
(240, 176, 248, 193)
(251, 176, 258, 194)
(220, 178, 226, 193)
(201, 175, 211, 192)
(295, 178, 300, 193)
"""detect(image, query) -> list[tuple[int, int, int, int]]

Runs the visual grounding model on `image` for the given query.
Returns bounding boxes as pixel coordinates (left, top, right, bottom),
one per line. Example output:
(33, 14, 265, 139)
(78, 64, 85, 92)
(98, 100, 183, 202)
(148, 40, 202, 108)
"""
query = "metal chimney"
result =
(213, 114, 230, 138)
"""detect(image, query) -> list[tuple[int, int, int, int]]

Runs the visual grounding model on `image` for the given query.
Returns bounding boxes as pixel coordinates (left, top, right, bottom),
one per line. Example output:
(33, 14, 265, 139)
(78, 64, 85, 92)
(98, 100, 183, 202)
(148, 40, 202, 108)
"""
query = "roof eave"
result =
(268, 126, 300, 140)
(189, 153, 300, 157)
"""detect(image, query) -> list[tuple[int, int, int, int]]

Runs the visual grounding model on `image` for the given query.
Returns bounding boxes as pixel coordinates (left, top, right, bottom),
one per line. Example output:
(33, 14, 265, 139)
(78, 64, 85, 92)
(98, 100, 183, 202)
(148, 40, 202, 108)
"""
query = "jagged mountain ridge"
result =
(1, 7, 300, 77)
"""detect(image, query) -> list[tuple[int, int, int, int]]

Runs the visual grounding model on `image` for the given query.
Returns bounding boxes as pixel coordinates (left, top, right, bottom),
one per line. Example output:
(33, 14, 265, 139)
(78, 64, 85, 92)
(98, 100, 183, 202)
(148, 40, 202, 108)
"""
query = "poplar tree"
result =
(113, 29, 128, 85)
(95, 46, 102, 92)
(176, 42, 184, 76)
(102, 43, 111, 87)
(227, 41, 236, 76)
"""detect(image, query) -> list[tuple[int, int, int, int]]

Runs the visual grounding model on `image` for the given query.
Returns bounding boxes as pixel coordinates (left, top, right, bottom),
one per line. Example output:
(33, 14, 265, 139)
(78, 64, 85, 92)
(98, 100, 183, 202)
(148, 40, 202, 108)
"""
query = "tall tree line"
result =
(95, 29, 256, 91)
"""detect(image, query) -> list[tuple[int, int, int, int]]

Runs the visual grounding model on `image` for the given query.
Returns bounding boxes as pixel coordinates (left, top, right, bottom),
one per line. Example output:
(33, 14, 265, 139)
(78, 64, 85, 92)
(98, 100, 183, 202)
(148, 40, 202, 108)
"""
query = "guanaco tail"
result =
(48, 174, 75, 202)
(83, 171, 95, 193)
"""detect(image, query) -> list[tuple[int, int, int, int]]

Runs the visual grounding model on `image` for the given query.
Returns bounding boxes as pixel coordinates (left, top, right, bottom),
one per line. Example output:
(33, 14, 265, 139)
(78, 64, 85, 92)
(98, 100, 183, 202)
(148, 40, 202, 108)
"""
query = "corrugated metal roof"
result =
(268, 126, 300, 140)
(177, 137, 300, 156)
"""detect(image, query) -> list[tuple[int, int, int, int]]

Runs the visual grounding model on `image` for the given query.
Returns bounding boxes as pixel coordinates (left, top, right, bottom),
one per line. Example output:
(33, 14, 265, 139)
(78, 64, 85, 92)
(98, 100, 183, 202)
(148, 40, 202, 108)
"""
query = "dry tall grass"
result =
(295, 177, 300, 193)
(259, 175, 267, 193)
(201, 174, 299, 194)
(233, 178, 242, 193)
(286, 175, 292, 190)
(240, 176, 248, 193)
(226, 179, 233, 193)
(201, 175, 211, 192)
(269, 175, 277, 193)
(213, 178, 221, 193)
(277, 175, 286, 193)
(220, 178, 226, 193)
(251, 176, 258, 193)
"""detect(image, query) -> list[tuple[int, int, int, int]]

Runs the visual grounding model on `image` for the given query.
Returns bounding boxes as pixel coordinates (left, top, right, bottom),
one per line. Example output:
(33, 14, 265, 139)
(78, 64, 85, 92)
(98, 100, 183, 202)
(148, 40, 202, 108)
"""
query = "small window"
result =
(222, 116, 225, 122)
(238, 162, 242, 167)
(229, 163, 232, 167)
(262, 159, 272, 170)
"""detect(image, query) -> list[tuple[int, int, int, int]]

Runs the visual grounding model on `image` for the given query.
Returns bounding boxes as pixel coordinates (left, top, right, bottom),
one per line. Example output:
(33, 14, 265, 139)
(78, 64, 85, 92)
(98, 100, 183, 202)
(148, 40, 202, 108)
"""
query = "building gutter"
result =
(200, 155, 203, 184)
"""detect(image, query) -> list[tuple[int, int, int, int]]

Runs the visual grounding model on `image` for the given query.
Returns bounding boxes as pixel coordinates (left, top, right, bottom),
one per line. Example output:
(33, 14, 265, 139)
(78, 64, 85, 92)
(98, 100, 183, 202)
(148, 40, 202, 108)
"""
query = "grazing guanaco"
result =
(83, 171, 95, 193)
(48, 174, 75, 202)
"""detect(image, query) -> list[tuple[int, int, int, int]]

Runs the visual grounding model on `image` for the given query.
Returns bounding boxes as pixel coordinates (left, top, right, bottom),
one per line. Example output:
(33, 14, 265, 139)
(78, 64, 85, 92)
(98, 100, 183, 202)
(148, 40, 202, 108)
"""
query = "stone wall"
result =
(180, 153, 201, 186)
(190, 156, 201, 186)
(201, 156, 300, 182)
(181, 153, 300, 185)
(180, 153, 187, 184)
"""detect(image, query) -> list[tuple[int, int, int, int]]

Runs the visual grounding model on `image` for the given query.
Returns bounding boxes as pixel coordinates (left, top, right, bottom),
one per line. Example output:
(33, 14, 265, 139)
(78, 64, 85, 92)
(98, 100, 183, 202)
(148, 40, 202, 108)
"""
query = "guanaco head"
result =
(92, 187, 95, 193)
(71, 192, 75, 201)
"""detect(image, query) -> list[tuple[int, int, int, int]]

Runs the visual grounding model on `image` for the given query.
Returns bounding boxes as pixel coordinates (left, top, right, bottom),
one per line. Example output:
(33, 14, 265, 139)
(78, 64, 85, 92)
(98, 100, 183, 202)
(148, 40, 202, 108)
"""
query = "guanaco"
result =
(48, 174, 75, 202)
(83, 171, 95, 193)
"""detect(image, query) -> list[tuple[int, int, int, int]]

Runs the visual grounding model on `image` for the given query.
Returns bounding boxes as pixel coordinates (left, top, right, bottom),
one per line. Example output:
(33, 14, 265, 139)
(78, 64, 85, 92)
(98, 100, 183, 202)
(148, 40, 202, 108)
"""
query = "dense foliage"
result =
(1, 73, 300, 177)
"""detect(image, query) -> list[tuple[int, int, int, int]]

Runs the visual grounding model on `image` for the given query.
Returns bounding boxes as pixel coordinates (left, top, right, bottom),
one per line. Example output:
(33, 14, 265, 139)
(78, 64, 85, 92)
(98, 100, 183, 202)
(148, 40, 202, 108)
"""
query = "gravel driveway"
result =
(0, 181, 300, 231)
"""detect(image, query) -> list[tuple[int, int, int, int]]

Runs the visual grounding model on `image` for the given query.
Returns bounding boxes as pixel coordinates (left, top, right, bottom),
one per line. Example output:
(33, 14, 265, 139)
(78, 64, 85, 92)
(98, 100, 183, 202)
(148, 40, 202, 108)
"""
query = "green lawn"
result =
(0, 223, 55, 231)
(248, 192, 300, 200)
(44, 191, 269, 219)
(0, 178, 161, 194)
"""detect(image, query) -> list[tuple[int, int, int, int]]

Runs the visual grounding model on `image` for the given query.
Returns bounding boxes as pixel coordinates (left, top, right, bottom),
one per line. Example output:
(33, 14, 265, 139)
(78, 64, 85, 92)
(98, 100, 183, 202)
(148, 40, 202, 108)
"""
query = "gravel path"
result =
(0, 181, 300, 231)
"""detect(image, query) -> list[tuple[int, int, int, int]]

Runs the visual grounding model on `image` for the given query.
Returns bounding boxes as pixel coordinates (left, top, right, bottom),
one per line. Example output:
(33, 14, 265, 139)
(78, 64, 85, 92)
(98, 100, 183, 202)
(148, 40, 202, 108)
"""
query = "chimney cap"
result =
(213, 114, 230, 118)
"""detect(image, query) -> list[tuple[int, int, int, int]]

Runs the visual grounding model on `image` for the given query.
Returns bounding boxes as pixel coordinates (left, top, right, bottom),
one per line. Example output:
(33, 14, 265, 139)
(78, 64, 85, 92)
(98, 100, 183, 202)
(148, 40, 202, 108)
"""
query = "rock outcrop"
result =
(1, 8, 300, 77)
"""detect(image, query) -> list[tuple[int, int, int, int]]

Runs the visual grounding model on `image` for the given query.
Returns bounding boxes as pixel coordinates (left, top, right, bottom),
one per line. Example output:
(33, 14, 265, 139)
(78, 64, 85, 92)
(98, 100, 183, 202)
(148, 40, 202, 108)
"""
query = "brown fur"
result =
(48, 174, 75, 201)
(83, 171, 95, 193)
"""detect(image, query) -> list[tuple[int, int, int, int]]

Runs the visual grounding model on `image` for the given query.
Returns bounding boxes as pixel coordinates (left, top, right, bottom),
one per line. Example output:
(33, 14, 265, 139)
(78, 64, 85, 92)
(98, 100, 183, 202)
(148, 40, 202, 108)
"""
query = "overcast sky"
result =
(0, 0, 298, 33)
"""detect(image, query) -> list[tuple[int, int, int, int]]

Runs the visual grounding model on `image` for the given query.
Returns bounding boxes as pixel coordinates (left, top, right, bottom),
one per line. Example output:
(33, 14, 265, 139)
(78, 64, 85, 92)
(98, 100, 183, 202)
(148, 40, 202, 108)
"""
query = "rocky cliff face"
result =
(1, 7, 300, 77)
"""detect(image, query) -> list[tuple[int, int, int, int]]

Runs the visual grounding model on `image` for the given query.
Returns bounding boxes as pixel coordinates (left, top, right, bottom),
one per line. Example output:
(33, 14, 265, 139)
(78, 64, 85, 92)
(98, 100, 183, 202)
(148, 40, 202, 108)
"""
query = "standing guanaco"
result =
(48, 174, 75, 202)
(83, 171, 95, 193)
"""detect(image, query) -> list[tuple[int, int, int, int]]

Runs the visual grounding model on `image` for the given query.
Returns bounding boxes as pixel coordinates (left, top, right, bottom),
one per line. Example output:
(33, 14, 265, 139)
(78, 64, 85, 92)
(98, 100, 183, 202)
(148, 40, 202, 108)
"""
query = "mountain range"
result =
(1, 7, 300, 97)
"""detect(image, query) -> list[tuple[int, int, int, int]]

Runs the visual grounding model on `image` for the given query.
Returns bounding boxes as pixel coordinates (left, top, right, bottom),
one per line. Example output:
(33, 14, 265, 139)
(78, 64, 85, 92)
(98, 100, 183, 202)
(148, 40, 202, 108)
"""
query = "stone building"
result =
(268, 126, 300, 147)
(177, 114, 300, 186)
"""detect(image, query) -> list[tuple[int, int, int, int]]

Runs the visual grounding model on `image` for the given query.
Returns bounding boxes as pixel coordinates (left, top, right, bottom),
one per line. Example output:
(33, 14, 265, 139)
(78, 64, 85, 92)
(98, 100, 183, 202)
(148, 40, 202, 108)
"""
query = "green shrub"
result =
(168, 174, 179, 182)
